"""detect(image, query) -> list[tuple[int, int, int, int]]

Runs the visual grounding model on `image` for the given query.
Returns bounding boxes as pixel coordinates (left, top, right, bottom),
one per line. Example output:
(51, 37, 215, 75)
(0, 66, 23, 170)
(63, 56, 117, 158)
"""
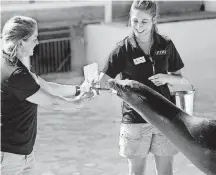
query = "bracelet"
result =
(75, 85, 81, 96)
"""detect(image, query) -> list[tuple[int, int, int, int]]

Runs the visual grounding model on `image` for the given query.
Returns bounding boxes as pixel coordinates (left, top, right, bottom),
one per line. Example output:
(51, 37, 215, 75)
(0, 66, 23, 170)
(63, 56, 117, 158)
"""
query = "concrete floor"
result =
(35, 68, 215, 175)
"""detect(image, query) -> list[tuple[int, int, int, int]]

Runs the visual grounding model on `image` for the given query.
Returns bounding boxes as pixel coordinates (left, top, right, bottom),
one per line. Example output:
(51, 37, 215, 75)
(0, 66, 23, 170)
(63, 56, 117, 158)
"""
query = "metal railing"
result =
(30, 27, 71, 75)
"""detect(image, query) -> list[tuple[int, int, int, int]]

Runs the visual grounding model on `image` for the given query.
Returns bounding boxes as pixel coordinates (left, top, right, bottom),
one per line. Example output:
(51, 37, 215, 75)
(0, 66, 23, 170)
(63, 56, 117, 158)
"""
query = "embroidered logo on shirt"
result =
(156, 50, 166, 55)
(133, 56, 146, 65)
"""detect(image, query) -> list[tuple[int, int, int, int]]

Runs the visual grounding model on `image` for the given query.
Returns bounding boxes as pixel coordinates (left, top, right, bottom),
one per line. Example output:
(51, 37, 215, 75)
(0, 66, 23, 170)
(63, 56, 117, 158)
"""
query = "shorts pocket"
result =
(150, 133, 179, 156)
(119, 124, 152, 158)
(1, 152, 25, 167)
(119, 124, 142, 147)
(120, 124, 141, 139)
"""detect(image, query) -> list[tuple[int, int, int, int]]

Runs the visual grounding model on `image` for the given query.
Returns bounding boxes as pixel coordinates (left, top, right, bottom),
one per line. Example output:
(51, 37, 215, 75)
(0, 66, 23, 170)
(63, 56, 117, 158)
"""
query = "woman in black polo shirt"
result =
(1, 16, 91, 175)
(96, 1, 188, 175)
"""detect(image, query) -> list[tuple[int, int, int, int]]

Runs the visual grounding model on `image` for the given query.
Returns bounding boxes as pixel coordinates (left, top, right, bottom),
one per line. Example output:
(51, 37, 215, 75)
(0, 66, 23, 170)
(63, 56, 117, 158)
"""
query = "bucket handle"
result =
(183, 76, 195, 92)
(170, 76, 195, 96)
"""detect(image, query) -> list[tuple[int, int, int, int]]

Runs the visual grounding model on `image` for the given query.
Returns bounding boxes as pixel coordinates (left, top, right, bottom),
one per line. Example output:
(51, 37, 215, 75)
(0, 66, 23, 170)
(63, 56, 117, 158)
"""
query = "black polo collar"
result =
(16, 59, 26, 69)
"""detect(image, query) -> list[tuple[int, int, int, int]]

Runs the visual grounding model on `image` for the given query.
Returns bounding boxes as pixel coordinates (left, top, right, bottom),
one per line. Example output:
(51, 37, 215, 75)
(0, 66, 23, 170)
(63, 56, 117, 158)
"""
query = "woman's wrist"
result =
(168, 74, 182, 86)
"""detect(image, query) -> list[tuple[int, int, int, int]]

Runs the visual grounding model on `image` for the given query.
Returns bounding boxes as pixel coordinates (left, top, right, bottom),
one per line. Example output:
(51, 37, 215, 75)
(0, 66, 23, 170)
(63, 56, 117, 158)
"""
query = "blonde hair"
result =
(129, 0, 159, 32)
(1, 16, 37, 65)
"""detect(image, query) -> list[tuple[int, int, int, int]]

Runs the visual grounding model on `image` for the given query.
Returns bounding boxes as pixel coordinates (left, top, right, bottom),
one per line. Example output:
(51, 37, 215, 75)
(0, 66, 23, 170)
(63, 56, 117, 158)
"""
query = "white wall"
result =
(84, 24, 131, 70)
(157, 19, 216, 84)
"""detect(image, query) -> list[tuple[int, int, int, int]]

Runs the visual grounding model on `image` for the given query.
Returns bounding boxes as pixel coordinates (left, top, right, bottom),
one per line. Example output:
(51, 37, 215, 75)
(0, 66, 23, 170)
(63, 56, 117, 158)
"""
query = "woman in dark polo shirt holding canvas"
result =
(95, 1, 187, 175)
(1, 16, 91, 175)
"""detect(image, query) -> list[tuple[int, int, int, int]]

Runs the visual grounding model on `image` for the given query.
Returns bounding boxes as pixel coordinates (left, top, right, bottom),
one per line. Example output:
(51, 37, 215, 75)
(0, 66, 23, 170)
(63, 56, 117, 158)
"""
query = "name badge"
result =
(156, 50, 166, 55)
(133, 56, 146, 65)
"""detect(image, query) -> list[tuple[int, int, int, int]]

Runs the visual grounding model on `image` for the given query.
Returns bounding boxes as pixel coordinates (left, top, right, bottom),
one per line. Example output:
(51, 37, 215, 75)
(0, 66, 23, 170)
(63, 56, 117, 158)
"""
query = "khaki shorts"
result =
(0, 151, 36, 175)
(119, 123, 179, 159)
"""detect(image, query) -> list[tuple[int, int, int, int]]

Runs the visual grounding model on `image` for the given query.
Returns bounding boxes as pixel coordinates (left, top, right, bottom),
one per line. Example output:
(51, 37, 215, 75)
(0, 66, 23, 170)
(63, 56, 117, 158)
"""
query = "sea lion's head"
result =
(108, 79, 177, 117)
(108, 79, 149, 106)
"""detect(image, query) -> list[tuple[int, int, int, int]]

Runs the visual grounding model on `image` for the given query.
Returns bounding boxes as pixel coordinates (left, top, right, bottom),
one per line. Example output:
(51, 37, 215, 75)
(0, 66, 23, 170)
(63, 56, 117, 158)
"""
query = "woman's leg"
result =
(150, 128, 179, 175)
(119, 123, 153, 175)
(154, 155, 173, 175)
(128, 157, 147, 175)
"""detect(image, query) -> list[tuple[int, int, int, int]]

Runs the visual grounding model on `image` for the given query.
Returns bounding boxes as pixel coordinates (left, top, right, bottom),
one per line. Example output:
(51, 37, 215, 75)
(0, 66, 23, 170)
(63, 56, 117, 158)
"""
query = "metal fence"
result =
(30, 27, 71, 75)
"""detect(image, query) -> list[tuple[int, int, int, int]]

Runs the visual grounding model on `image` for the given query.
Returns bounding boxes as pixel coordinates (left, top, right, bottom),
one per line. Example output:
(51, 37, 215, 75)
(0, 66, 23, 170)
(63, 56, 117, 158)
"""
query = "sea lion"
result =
(108, 79, 216, 175)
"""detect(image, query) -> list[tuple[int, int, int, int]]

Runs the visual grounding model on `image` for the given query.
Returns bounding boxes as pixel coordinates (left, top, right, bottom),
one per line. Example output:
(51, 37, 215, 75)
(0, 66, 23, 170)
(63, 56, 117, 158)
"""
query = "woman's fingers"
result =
(80, 81, 92, 93)
(148, 74, 160, 80)
(75, 90, 97, 102)
(150, 79, 165, 86)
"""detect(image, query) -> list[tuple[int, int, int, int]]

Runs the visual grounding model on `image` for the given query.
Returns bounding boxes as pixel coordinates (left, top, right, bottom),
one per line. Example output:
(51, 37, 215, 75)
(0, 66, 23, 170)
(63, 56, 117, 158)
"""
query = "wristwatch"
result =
(75, 85, 81, 96)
